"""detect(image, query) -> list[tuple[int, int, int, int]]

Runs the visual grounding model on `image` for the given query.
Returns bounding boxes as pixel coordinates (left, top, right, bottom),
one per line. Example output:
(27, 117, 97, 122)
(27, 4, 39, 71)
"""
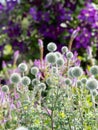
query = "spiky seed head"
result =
(31, 66, 39, 76)
(18, 63, 27, 73)
(51, 67, 58, 74)
(47, 42, 57, 52)
(32, 78, 40, 86)
(64, 78, 72, 85)
(91, 90, 98, 96)
(2, 85, 9, 93)
(21, 76, 31, 86)
(90, 65, 98, 75)
(38, 83, 46, 91)
(77, 80, 82, 87)
(56, 58, 64, 67)
(72, 66, 83, 78)
(86, 78, 98, 90)
(66, 51, 73, 59)
(61, 46, 68, 54)
(68, 68, 74, 78)
(10, 73, 21, 84)
(54, 51, 62, 59)
(46, 52, 57, 64)
(46, 77, 53, 85)
(81, 78, 87, 84)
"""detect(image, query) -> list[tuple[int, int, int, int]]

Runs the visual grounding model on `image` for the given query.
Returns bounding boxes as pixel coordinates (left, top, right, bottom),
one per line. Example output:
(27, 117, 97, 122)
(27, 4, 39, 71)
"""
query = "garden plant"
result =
(0, 42, 98, 130)
(0, 1, 98, 130)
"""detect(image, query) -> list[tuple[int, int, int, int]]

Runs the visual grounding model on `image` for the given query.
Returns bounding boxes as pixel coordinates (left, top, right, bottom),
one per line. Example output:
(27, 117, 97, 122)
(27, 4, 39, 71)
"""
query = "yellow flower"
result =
(24, 106, 28, 110)
(59, 112, 66, 118)
(34, 119, 40, 125)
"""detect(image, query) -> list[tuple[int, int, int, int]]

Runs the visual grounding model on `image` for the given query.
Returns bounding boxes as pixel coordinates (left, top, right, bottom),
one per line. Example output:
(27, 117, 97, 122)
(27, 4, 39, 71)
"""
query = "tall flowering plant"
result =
(0, 42, 98, 130)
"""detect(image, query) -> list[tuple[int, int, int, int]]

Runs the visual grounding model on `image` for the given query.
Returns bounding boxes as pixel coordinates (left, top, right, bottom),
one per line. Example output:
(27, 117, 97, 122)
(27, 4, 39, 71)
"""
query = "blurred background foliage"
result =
(0, 0, 98, 73)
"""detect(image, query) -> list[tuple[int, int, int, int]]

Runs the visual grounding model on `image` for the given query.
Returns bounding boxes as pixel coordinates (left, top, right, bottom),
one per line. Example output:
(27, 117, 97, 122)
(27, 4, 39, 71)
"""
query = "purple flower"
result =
(6, 0, 18, 11)
(29, 7, 37, 21)
(6, 21, 21, 37)
(64, 0, 78, 11)
(14, 50, 19, 62)
(75, 28, 91, 48)
(0, 3, 4, 12)
(38, 39, 43, 47)
(12, 40, 28, 52)
(71, 27, 80, 39)
(78, 3, 97, 26)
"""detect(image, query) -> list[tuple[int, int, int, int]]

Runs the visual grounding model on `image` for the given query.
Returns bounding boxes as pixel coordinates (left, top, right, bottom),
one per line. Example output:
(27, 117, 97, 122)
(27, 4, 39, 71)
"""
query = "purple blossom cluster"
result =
(74, 3, 98, 48)
(0, 0, 97, 64)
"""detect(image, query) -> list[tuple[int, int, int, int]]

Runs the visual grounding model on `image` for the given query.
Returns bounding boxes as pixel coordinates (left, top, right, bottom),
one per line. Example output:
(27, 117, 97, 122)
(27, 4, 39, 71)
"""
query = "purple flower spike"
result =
(29, 7, 37, 21)
(38, 39, 43, 47)
(71, 27, 80, 39)
(2, 61, 7, 68)
(14, 50, 19, 63)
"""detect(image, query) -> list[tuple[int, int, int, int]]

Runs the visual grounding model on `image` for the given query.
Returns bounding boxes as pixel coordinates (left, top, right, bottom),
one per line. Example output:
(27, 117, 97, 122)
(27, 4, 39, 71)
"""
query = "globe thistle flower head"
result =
(10, 73, 21, 84)
(31, 66, 39, 76)
(56, 58, 64, 67)
(16, 126, 28, 130)
(46, 77, 53, 85)
(38, 82, 46, 91)
(18, 63, 27, 73)
(81, 78, 87, 84)
(21, 76, 31, 86)
(86, 78, 98, 90)
(72, 66, 83, 78)
(47, 42, 57, 52)
(32, 78, 40, 86)
(61, 46, 68, 54)
(2, 85, 9, 93)
(51, 67, 58, 74)
(90, 65, 98, 76)
(77, 80, 82, 87)
(66, 51, 73, 59)
(54, 51, 62, 59)
(91, 90, 98, 96)
(68, 68, 74, 78)
(64, 78, 72, 86)
(46, 52, 57, 64)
